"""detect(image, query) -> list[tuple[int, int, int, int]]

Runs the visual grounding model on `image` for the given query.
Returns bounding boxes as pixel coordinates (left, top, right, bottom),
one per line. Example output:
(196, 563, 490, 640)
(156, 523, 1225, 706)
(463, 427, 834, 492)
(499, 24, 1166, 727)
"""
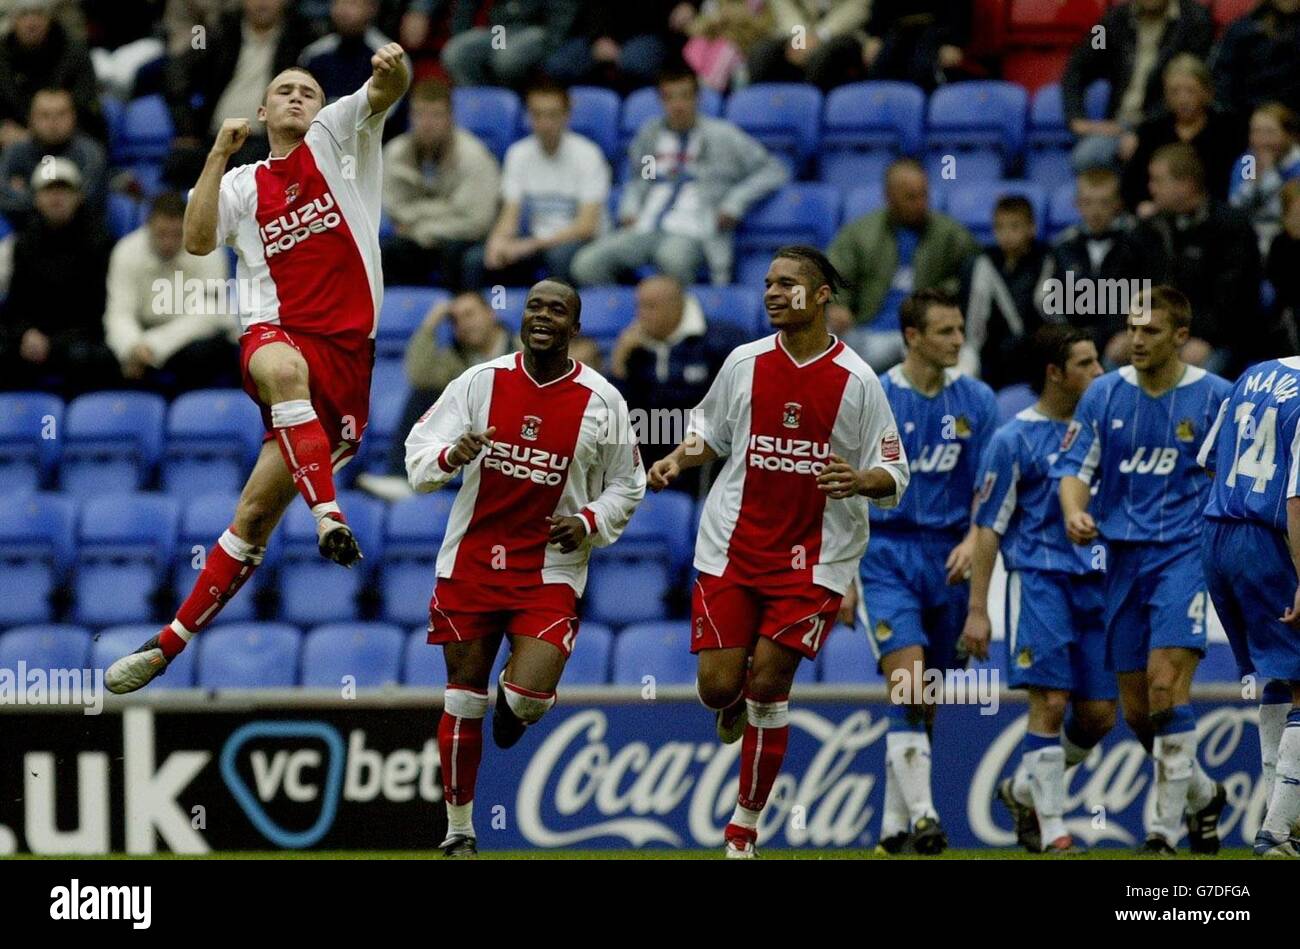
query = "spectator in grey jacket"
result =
(571, 66, 788, 287)
(0, 87, 107, 226)
(380, 79, 500, 287)
(440, 0, 582, 88)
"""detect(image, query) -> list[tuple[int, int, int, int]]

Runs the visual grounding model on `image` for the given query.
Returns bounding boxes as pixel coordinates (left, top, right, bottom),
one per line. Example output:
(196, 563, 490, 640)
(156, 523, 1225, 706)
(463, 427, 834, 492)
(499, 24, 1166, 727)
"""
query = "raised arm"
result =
(183, 118, 248, 255)
(367, 42, 411, 117)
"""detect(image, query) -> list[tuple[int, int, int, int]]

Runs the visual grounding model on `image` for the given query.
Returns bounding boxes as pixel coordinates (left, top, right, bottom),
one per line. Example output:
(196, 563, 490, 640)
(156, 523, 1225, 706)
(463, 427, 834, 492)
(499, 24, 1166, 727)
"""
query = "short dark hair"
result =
(773, 245, 846, 293)
(411, 78, 452, 106)
(531, 278, 582, 323)
(264, 65, 322, 103)
(524, 78, 570, 110)
(147, 191, 186, 221)
(656, 65, 699, 92)
(1150, 142, 1205, 191)
(1028, 324, 1093, 394)
(1135, 284, 1192, 330)
(900, 288, 959, 334)
(994, 195, 1034, 223)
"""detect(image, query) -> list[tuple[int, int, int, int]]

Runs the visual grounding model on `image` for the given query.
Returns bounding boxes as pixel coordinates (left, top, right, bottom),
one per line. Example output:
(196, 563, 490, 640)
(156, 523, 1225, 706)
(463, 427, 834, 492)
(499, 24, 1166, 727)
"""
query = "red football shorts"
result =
(691, 570, 842, 660)
(239, 324, 375, 470)
(427, 577, 581, 657)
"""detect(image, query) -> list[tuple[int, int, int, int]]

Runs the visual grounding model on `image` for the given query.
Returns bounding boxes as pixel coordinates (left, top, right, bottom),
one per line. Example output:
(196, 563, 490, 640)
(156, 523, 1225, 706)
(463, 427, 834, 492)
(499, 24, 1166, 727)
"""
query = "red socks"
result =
(439, 687, 489, 805)
(736, 696, 791, 812)
(271, 399, 338, 514)
(161, 528, 265, 658)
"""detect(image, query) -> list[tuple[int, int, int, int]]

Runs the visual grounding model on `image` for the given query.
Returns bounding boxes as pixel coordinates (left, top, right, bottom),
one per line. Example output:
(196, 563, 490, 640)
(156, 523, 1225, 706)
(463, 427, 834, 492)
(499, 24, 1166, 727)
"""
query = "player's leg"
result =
(691, 574, 760, 743)
(248, 338, 360, 565)
(723, 635, 801, 857)
(1062, 574, 1118, 769)
(438, 632, 504, 857)
(493, 636, 567, 749)
(104, 440, 297, 693)
(1260, 679, 1294, 810)
(1257, 681, 1300, 856)
(1014, 688, 1074, 852)
(879, 643, 942, 849)
(1147, 645, 1216, 852)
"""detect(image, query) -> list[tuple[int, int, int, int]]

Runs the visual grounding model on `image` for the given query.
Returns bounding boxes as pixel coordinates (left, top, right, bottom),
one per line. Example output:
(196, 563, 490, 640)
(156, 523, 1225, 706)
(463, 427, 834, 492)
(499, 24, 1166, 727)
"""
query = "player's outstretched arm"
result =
(184, 118, 249, 255)
(367, 42, 410, 116)
(959, 526, 1000, 660)
(647, 435, 718, 492)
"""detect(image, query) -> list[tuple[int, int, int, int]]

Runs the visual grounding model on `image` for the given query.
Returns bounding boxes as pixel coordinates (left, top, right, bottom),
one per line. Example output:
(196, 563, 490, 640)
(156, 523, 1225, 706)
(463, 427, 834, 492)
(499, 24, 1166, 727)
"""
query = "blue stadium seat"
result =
(923, 150, 1005, 186)
(946, 181, 1048, 244)
(819, 625, 883, 684)
(0, 494, 75, 625)
(301, 622, 405, 688)
(612, 621, 695, 684)
(452, 87, 521, 161)
(403, 626, 444, 687)
(61, 392, 167, 497)
(1025, 150, 1075, 191)
(73, 493, 179, 627)
(1048, 181, 1082, 235)
(842, 184, 886, 224)
(617, 489, 695, 576)
(107, 192, 142, 240)
(0, 212, 10, 240)
(278, 492, 383, 624)
(823, 81, 925, 156)
(996, 383, 1038, 424)
(93, 624, 197, 688)
(818, 151, 894, 193)
(119, 95, 174, 163)
(0, 624, 92, 674)
(1195, 643, 1242, 684)
(585, 560, 671, 626)
(619, 86, 723, 157)
(380, 491, 455, 625)
(128, 162, 166, 197)
(162, 389, 263, 497)
(1027, 80, 1111, 151)
(171, 492, 262, 624)
(370, 357, 407, 405)
(567, 622, 613, 685)
(560, 86, 621, 165)
(724, 83, 823, 173)
(0, 392, 63, 494)
(735, 184, 841, 258)
(926, 81, 1029, 174)
(574, 286, 636, 342)
(102, 95, 126, 162)
(376, 286, 452, 359)
(690, 284, 765, 339)
(360, 384, 410, 475)
(197, 623, 302, 688)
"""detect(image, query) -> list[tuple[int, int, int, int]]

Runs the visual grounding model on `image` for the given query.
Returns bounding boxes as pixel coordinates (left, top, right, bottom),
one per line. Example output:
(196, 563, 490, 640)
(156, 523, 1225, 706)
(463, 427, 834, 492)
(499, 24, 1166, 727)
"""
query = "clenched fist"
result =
(213, 118, 251, 158)
(372, 42, 406, 78)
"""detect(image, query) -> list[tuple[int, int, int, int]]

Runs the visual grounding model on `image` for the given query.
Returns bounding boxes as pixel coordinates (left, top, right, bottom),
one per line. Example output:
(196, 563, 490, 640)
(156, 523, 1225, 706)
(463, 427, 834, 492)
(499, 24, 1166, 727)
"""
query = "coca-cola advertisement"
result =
(0, 693, 1268, 853)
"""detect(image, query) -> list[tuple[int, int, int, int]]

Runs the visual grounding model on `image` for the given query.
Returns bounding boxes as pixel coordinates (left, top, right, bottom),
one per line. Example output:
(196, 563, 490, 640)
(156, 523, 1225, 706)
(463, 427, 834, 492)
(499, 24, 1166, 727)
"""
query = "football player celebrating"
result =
(406, 279, 645, 857)
(649, 246, 909, 858)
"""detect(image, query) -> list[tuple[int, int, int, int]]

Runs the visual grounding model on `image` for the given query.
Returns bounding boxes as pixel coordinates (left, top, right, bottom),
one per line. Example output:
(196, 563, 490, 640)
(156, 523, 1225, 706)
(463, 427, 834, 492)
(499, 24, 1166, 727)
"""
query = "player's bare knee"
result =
(696, 674, 744, 710)
(1037, 691, 1069, 730)
(746, 665, 794, 704)
(233, 494, 280, 546)
(255, 350, 310, 402)
(1075, 702, 1117, 739)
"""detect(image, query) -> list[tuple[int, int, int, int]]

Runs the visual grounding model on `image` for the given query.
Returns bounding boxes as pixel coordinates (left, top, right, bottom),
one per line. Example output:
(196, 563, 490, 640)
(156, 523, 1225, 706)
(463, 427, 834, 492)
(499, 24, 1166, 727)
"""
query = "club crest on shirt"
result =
(521, 415, 542, 441)
(1175, 419, 1196, 443)
(1016, 647, 1033, 669)
(1060, 420, 1081, 452)
(782, 402, 802, 429)
(284, 182, 301, 203)
(874, 620, 892, 642)
(953, 415, 972, 438)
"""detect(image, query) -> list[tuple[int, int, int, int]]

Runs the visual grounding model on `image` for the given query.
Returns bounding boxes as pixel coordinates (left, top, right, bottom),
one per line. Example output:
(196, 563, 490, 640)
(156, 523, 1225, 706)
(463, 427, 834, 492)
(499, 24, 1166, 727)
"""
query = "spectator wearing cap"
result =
(0, 0, 104, 148)
(103, 191, 238, 397)
(462, 81, 608, 290)
(571, 66, 787, 287)
(0, 87, 107, 226)
(608, 275, 747, 494)
(380, 78, 500, 288)
(0, 157, 116, 395)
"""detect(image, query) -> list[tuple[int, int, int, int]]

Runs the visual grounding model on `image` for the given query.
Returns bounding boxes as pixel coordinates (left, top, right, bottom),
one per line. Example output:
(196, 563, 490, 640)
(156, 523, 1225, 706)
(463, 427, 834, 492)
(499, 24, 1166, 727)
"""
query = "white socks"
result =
(1262, 709, 1300, 839)
(885, 730, 936, 826)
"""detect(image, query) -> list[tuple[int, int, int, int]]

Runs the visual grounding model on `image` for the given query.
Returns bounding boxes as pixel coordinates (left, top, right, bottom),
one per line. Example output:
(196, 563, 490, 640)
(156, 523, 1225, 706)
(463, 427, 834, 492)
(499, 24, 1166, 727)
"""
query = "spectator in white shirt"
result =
(461, 80, 610, 290)
(103, 191, 238, 395)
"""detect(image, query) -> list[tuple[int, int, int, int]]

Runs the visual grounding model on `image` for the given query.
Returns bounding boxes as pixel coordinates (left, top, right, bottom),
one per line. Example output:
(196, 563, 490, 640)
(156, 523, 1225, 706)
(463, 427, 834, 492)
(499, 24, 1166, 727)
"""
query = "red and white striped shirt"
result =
(405, 353, 646, 595)
(217, 81, 389, 339)
(690, 334, 910, 594)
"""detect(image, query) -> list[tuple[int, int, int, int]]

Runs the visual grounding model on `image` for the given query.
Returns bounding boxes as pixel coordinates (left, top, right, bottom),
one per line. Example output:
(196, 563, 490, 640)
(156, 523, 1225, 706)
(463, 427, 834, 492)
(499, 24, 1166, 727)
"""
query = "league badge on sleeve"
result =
(881, 431, 901, 462)
(1060, 420, 1081, 453)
